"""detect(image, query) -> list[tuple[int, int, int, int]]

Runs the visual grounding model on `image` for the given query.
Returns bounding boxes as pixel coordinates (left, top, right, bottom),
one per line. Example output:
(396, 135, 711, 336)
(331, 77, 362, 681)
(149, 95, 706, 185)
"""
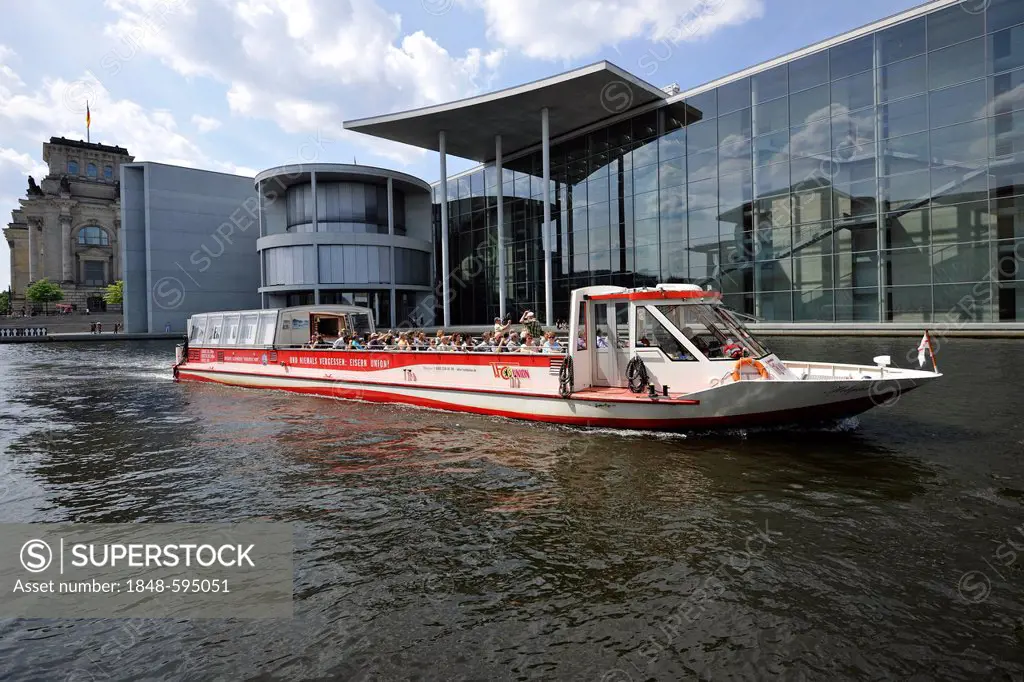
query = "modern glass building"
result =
(345, 0, 1024, 327)
(255, 164, 435, 327)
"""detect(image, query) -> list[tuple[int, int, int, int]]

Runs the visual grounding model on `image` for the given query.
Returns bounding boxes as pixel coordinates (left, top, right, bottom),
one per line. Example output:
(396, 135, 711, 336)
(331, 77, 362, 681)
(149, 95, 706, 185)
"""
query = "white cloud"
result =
(191, 114, 222, 133)
(0, 147, 48, 179)
(101, 0, 505, 163)
(469, 0, 764, 61)
(0, 63, 250, 176)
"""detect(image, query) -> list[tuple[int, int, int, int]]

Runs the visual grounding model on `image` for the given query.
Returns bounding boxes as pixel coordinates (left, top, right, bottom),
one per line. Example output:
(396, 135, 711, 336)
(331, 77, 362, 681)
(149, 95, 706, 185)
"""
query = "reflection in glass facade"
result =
(435, 0, 1024, 324)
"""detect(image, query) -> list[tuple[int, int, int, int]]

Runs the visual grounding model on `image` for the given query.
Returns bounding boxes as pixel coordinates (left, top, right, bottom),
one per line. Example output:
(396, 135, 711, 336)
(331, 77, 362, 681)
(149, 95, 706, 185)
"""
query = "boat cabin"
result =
(186, 305, 376, 348)
(568, 284, 778, 390)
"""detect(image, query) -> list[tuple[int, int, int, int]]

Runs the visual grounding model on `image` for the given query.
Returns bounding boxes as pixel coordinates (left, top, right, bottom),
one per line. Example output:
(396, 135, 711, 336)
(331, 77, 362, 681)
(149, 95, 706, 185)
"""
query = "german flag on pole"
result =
(86, 101, 91, 143)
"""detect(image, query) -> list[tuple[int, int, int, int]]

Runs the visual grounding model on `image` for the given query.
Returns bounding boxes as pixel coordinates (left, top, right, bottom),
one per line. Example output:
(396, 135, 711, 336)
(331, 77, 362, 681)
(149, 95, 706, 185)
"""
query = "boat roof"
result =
(277, 305, 374, 316)
(583, 284, 721, 301)
(188, 305, 374, 319)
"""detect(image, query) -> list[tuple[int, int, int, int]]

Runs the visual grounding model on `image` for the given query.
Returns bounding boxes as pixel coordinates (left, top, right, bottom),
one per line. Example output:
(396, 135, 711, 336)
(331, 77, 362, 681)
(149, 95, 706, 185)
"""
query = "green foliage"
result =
(25, 278, 64, 304)
(0, 290, 10, 315)
(104, 280, 124, 305)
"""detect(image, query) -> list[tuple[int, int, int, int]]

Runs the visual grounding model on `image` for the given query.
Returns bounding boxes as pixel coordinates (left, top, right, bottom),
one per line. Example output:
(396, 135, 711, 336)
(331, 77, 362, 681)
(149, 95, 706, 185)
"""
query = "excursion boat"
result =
(173, 284, 940, 430)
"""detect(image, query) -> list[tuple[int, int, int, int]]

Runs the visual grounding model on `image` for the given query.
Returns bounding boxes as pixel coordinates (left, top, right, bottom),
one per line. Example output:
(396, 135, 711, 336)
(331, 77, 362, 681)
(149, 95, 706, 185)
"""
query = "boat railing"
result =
(276, 343, 571, 355)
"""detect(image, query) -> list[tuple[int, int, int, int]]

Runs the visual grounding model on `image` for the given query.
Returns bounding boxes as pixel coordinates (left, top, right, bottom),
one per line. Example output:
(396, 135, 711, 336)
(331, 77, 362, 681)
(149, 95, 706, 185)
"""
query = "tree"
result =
(104, 280, 123, 305)
(25, 278, 64, 312)
(0, 290, 10, 316)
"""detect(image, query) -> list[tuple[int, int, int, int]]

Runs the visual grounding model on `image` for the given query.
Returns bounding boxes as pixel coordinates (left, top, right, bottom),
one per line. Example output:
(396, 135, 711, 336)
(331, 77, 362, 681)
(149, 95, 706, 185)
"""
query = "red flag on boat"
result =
(917, 331, 936, 371)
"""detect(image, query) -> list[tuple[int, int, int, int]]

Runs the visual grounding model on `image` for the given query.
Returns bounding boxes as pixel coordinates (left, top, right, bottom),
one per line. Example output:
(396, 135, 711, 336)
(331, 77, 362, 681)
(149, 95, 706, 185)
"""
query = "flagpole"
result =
(927, 330, 937, 373)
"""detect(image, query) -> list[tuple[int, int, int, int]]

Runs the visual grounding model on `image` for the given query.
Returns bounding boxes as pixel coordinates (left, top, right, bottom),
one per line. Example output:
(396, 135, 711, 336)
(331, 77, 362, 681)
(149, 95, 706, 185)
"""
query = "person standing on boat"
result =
(520, 311, 542, 339)
(494, 317, 511, 335)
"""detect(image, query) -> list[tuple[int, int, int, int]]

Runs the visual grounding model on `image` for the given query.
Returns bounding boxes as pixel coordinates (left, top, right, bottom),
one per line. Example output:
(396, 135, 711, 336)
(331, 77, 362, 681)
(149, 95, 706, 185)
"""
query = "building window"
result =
(68, 160, 79, 175)
(104, 165, 113, 180)
(83, 261, 106, 286)
(87, 163, 98, 178)
(77, 226, 110, 246)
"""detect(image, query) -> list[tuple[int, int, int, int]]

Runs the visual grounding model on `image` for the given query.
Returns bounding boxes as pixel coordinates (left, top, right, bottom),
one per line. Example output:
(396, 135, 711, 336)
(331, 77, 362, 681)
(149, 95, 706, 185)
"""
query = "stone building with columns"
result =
(4, 137, 133, 312)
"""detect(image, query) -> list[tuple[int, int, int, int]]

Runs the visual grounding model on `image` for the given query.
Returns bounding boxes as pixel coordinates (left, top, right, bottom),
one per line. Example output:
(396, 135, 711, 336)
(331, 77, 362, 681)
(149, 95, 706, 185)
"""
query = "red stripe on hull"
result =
(176, 371, 897, 430)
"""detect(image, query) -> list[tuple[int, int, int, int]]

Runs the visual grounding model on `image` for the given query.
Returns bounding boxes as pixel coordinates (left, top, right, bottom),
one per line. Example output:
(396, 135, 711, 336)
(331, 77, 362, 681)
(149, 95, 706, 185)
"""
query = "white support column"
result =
(258, 180, 265, 309)
(387, 176, 397, 328)
(496, 135, 507, 321)
(257, 180, 264, 238)
(439, 131, 451, 328)
(542, 107, 553, 327)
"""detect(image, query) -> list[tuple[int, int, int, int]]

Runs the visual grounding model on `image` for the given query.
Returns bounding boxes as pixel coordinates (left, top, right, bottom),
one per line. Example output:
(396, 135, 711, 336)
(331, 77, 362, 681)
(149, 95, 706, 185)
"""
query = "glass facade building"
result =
(255, 165, 437, 327)
(430, 0, 1024, 325)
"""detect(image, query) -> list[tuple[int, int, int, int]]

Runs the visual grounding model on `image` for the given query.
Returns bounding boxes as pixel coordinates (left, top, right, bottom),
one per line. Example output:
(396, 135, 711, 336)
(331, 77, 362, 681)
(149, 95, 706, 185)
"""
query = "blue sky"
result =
(0, 0, 927, 291)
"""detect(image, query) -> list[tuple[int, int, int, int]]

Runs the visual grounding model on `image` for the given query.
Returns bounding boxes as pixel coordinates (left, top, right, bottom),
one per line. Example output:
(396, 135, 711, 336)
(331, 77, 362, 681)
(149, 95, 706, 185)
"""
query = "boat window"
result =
(258, 312, 277, 345)
(592, 303, 629, 349)
(613, 302, 630, 348)
(658, 304, 770, 358)
(189, 316, 205, 342)
(350, 313, 372, 336)
(206, 316, 224, 346)
(576, 301, 587, 350)
(240, 314, 259, 345)
(224, 314, 241, 345)
(636, 307, 698, 361)
(314, 316, 341, 339)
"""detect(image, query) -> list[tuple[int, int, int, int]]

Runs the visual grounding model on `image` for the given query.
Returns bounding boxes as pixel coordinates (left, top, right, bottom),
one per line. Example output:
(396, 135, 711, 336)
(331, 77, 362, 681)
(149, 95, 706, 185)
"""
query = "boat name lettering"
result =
(491, 364, 530, 380)
(293, 356, 390, 369)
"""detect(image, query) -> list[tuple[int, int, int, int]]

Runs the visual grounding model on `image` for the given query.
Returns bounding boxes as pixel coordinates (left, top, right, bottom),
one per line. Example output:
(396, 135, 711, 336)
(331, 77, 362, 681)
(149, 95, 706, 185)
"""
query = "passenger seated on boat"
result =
(452, 333, 468, 351)
(349, 336, 365, 350)
(596, 329, 610, 349)
(331, 335, 347, 349)
(639, 336, 651, 347)
(577, 331, 586, 350)
(308, 332, 326, 349)
(722, 338, 744, 359)
(396, 333, 411, 350)
(504, 332, 521, 352)
(519, 333, 538, 352)
(542, 331, 562, 354)
(414, 332, 429, 350)
(475, 331, 493, 351)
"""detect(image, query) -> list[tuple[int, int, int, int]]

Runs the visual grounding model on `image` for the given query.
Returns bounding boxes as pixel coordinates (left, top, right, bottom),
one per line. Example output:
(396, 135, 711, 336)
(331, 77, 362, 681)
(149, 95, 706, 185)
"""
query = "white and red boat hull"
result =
(174, 347, 938, 430)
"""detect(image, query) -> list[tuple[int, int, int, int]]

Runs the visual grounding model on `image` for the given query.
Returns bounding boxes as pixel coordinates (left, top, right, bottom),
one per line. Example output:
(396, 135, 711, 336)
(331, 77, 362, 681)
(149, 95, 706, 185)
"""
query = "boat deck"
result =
(573, 386, 699, 404)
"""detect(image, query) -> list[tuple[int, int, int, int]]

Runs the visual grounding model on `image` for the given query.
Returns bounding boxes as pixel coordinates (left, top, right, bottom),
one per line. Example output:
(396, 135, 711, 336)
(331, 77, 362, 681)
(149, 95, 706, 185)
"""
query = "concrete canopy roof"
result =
(342, 61, 670, 163)
(255, 163, 432, 195)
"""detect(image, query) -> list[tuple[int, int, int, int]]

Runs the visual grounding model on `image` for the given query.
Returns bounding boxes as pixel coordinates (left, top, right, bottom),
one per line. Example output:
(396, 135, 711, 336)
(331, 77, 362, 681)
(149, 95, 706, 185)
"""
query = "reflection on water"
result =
(1, 338, 1023, 680)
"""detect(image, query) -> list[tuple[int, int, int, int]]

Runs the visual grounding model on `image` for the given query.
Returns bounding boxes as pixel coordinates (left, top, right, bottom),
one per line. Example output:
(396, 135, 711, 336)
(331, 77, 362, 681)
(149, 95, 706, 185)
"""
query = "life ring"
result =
(731, 357, 770, 381)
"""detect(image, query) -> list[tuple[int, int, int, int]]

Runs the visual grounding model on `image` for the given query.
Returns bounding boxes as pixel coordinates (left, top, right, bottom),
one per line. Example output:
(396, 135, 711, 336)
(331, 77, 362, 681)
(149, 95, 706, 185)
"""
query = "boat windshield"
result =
(657, 303, 771, 359)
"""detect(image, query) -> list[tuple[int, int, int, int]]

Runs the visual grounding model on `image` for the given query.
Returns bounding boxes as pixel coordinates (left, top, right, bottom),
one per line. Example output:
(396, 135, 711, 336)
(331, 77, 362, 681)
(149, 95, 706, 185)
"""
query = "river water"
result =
(0, 337, 1022, 681)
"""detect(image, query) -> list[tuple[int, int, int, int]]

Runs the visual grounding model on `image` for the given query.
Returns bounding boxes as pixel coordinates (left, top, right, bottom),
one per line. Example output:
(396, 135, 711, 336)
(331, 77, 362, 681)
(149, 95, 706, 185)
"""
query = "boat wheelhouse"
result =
(174, 284, 940, 430)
